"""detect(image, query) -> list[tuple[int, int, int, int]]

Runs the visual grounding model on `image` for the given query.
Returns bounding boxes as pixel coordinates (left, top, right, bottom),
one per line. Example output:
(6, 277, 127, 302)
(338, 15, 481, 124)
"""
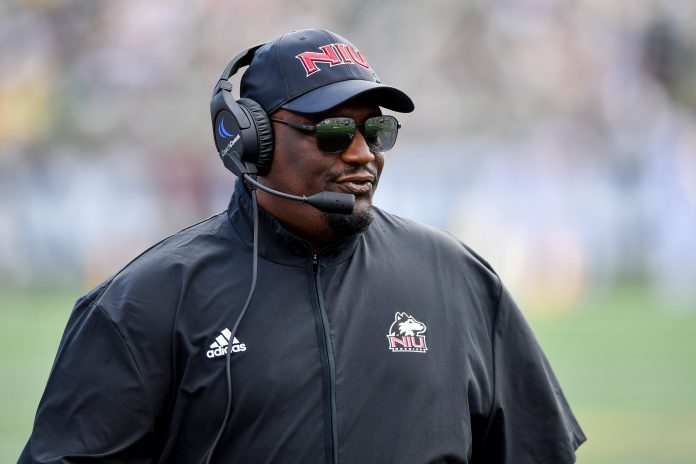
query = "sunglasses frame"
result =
(271, 115, 401, 154)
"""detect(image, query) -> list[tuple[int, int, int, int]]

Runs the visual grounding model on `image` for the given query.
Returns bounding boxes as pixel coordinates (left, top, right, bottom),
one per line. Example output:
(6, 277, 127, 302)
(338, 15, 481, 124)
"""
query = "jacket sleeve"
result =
(476, 285, 586, 463)
(19, 296, 156, 464)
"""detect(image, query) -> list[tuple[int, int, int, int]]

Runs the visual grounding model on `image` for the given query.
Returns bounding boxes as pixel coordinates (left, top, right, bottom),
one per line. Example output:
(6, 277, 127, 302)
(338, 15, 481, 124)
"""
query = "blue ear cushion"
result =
(238, 98, 274, 175)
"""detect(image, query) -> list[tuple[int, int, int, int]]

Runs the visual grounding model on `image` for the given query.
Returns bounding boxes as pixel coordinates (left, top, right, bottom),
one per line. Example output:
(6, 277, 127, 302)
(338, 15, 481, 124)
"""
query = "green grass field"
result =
(2, 286, 695, 463)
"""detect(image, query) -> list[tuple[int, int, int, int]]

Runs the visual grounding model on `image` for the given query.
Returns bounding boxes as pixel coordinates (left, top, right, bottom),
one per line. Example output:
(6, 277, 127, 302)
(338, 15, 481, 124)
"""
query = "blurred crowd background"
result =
(2, 0, 696, 461)
(2, 0, 696, 314)
(2, 0, 696, 313)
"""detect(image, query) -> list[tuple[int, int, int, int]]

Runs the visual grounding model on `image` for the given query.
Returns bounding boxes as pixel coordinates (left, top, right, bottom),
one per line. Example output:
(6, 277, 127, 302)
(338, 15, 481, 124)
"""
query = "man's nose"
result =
(340, 129, 375, 165)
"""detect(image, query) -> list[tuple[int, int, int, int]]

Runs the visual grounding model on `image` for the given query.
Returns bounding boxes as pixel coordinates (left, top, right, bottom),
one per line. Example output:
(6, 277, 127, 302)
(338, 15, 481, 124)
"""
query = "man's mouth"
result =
(334, 174, 376, 195)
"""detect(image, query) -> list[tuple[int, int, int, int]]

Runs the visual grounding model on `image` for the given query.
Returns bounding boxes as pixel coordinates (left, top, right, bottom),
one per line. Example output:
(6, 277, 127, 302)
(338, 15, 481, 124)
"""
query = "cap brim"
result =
(281, 79, 414, 114)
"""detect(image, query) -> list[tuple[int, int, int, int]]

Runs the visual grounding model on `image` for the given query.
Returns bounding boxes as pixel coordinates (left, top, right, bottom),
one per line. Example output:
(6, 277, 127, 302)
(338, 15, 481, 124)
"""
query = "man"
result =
(21, 29, 585, 463)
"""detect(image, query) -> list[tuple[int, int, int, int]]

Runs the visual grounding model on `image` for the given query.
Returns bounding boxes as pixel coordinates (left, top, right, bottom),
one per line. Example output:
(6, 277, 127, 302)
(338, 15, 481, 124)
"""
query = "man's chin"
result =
(326, 205, 374, 237)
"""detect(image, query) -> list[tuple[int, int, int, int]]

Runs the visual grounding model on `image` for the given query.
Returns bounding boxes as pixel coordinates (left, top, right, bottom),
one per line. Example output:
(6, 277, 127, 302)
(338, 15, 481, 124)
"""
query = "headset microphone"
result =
(220, 150, 355, 215)
(244, 175, 355, 215)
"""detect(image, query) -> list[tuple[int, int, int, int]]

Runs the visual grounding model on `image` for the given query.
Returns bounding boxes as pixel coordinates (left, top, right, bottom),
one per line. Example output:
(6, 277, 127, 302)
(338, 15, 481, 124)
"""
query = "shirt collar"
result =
(226, 180, 362, 266)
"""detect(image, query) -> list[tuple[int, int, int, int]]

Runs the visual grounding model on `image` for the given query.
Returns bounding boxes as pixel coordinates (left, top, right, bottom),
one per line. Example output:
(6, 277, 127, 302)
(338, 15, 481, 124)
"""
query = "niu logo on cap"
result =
(387, 312, 428, 353)
(296, 43, 371, 76)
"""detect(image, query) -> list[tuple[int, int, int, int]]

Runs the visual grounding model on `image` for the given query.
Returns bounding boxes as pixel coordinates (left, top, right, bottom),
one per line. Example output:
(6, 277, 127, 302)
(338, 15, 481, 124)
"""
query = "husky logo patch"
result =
(387, 312, 428, 353)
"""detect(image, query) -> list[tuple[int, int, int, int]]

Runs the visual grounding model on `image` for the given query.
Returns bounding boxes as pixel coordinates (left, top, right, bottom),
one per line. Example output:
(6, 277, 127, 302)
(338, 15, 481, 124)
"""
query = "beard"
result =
(326, 206, 374, 237)
(324, 163, 380, 238)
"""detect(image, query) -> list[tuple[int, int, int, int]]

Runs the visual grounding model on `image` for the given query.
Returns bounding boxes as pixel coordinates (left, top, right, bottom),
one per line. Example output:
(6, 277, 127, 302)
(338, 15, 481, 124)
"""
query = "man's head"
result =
(225, 29, 414, 250)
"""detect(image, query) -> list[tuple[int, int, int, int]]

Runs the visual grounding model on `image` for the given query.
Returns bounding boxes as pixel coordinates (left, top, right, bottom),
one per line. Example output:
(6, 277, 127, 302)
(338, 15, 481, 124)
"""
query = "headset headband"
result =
(212, 43, 266, 97)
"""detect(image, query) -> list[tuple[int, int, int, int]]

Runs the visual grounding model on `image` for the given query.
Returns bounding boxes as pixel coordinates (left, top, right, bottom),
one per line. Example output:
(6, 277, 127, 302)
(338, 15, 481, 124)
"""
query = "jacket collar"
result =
(226, 180, 362, 266)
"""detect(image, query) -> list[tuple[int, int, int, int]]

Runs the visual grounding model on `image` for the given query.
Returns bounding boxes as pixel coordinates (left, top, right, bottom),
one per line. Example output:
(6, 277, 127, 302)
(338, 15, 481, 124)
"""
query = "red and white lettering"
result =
(388, 335, 428, 352)
(295, 43, 371, 76)
(295, 45, 341, 76)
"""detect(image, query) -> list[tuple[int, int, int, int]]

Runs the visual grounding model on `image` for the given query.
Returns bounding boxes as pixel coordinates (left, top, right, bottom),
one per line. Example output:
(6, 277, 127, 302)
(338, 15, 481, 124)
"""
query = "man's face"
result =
(257, 98, 386, 248)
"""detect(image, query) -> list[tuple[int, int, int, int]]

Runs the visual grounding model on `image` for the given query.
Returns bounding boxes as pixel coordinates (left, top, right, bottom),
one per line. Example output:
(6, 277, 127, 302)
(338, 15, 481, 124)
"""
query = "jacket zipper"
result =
(309, 254, 339, 464)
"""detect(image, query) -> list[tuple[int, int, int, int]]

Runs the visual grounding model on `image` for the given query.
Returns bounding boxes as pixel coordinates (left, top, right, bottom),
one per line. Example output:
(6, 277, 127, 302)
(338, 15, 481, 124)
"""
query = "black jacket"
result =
(21, 181, 585, 463)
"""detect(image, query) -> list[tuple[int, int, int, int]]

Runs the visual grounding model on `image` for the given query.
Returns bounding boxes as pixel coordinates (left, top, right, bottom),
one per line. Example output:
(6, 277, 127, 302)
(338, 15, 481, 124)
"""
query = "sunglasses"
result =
(270, 115, 401, 154)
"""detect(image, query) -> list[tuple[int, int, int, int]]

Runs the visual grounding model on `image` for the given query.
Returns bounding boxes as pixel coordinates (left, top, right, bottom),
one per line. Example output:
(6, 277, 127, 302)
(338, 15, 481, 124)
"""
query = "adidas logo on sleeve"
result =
(206, 328, 247, 358)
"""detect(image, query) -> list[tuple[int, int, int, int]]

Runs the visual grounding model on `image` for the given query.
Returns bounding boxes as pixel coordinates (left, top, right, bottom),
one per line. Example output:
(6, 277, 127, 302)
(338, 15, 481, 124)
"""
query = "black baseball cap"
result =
(240, 29, 414, 115)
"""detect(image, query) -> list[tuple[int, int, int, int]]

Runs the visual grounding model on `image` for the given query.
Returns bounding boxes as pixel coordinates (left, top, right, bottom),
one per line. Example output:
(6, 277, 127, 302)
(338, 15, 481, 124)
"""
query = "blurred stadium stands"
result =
(1, 0, 695, 313)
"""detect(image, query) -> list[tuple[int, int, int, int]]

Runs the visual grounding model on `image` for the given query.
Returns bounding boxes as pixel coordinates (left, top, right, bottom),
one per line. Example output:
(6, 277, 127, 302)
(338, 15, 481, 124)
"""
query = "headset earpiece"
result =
(237, 98, 273, 175)
(210, 44, 274, 177)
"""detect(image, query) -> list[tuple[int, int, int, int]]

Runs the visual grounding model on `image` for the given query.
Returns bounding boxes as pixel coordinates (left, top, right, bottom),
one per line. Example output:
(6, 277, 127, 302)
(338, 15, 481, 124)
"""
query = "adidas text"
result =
(206, 327, 247, 358)
(206, 343, 246, 358)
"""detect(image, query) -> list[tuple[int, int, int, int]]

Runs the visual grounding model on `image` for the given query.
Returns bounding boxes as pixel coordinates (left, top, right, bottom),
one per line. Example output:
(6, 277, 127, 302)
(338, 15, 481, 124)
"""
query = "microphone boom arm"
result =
(242, 173, 355, 215)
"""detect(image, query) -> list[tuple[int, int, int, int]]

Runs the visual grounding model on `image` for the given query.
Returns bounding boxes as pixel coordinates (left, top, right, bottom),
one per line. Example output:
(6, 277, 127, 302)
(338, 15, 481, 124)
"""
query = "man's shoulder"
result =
(118, 211, 232, 273)
(369, 207, 498, 277)
(87, 212, 236, 314)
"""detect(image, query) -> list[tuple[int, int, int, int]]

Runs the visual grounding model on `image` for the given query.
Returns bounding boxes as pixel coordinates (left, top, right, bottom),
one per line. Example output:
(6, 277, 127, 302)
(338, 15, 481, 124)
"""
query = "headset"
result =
(210, 43, 273, 177)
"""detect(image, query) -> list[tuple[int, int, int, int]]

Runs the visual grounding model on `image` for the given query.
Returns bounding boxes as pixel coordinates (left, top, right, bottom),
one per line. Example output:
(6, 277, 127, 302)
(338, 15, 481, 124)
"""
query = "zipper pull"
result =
(313, 254, 319, 271)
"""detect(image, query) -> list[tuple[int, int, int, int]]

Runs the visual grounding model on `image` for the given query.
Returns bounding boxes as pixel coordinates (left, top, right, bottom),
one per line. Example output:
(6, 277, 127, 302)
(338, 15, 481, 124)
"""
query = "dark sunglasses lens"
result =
(364, 116, 399, 151)
(315, 118, 356, 153)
